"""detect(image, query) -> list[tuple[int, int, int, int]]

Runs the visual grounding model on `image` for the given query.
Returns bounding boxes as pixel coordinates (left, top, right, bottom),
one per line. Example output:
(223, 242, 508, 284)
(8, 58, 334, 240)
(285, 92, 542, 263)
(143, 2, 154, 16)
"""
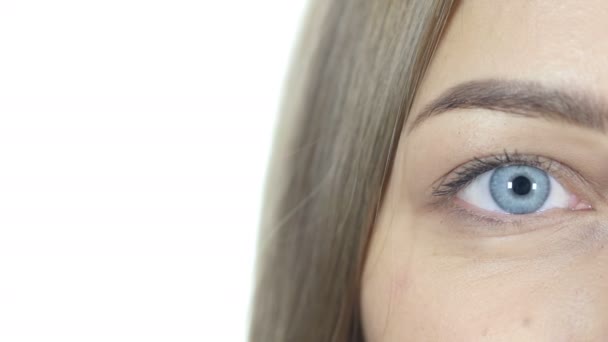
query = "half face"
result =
(361, 0, 608, 340)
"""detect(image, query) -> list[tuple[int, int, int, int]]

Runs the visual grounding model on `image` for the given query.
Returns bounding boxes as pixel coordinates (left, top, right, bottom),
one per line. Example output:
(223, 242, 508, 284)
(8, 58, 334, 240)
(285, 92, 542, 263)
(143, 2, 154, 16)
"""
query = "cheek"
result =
(361, 211, 608, 341)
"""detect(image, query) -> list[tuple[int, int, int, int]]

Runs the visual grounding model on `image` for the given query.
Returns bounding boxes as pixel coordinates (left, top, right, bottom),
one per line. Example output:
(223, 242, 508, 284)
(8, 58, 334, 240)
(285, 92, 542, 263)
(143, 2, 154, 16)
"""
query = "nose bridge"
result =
(576, 221, 608, 264)
(555, 267, 608, 340)
(530, 238, 608, 339)
(581, 232, 608, 287)
(560, 223, 608, 323)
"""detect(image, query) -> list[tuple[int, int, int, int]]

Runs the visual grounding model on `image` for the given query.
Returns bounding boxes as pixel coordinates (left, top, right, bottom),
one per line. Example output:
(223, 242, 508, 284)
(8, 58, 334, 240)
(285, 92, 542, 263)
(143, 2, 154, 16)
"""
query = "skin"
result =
(361, 0, 608, 340)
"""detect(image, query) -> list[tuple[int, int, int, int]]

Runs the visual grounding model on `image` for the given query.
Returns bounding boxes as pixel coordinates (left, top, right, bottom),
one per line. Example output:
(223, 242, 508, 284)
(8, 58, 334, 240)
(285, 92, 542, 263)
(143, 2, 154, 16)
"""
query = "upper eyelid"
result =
(431, 152, 567, 198)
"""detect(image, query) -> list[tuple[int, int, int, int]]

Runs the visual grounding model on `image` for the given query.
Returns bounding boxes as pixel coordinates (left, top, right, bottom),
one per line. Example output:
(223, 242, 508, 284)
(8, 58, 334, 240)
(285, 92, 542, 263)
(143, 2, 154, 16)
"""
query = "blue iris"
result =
(489, 165, 551, 214)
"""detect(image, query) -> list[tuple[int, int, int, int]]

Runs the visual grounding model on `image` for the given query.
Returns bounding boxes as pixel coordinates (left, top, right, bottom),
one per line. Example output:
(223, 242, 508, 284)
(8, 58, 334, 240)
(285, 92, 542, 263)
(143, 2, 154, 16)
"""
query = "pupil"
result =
(511, 176, 532, 195)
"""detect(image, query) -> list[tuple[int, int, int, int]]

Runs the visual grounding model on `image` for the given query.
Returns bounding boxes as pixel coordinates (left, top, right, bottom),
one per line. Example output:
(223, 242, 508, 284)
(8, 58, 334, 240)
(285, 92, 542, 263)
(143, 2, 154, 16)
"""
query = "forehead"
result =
(408, 0, 608, 125)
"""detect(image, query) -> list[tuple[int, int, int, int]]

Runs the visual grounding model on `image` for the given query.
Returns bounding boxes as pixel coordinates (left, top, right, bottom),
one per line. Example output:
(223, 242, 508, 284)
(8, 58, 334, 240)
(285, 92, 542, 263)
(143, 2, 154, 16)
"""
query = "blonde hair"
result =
(250, 1, 455, 341)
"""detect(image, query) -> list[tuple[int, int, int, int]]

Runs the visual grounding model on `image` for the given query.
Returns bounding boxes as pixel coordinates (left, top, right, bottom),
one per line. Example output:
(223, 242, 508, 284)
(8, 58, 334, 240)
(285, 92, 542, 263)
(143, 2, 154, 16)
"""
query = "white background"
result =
(0, 1, 308, 341)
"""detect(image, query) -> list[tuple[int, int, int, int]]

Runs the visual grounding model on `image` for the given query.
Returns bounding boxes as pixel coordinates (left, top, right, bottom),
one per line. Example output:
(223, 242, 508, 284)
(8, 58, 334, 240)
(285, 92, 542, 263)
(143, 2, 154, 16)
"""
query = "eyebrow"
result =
(408, 79, 607, 133)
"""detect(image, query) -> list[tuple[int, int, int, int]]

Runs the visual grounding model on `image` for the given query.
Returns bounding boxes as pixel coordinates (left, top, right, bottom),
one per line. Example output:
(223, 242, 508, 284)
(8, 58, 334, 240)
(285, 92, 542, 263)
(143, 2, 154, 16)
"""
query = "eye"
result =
(457, 165, 571, 215)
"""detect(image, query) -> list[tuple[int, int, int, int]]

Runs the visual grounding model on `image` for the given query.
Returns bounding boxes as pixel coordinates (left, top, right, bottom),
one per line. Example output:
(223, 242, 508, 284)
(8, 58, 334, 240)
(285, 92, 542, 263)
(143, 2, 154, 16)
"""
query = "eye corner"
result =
(565, 191, 595, 212)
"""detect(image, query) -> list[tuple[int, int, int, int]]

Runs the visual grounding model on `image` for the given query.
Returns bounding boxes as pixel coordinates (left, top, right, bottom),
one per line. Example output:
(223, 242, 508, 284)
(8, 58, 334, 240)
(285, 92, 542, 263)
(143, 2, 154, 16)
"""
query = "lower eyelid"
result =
(449, 196, 589, 229)
(437, 205, 594, 239)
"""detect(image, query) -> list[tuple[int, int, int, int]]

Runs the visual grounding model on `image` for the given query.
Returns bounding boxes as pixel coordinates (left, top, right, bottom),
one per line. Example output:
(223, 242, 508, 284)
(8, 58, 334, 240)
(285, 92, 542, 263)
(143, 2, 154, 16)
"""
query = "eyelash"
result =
(431, 150, 557, 198)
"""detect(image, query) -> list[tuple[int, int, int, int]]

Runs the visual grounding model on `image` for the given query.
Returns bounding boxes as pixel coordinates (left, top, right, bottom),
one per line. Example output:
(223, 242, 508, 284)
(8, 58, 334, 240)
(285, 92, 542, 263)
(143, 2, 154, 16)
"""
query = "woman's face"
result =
(361, 0, 608, 340)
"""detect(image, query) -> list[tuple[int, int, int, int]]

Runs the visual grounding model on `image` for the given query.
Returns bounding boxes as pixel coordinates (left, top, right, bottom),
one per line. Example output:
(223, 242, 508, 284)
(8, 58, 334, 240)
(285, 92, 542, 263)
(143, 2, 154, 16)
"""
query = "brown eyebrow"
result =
(408, 79, 607, 133)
